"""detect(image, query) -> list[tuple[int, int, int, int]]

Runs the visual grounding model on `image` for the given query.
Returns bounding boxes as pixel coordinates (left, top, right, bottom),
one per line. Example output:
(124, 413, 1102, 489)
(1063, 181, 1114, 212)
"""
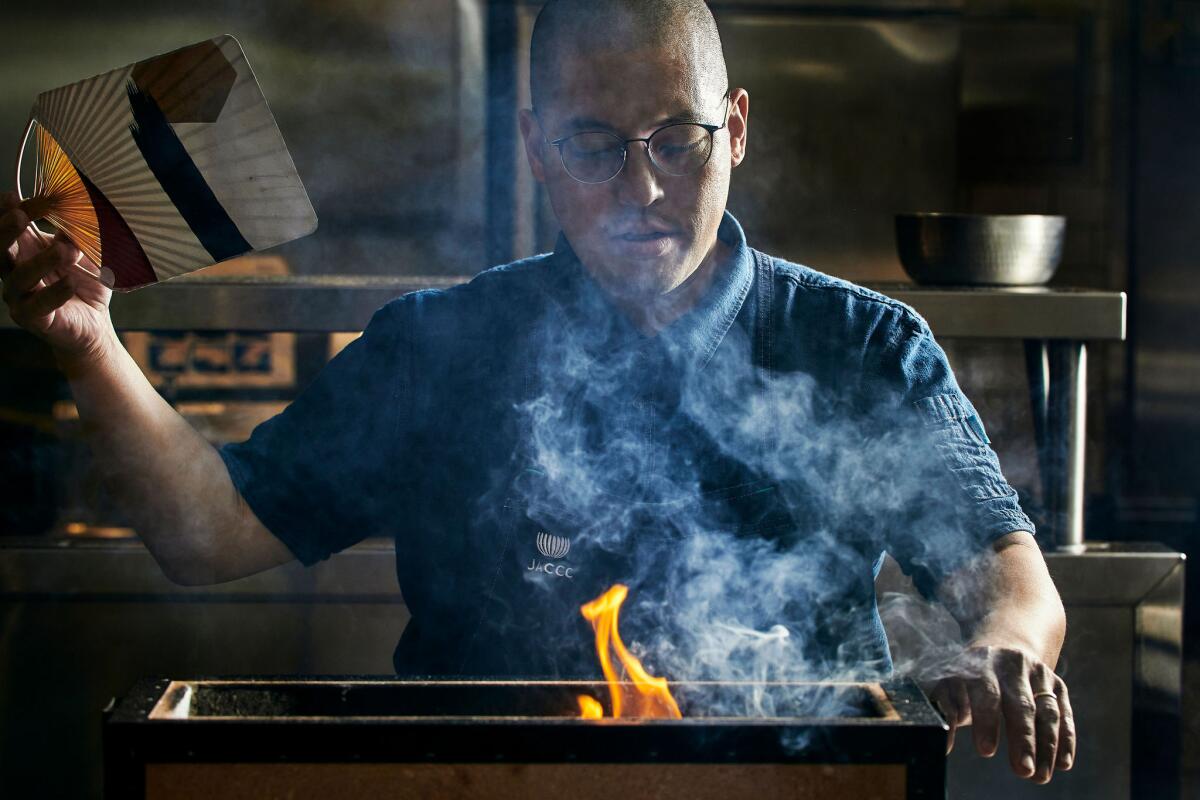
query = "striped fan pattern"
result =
(18, 35, 316, 291)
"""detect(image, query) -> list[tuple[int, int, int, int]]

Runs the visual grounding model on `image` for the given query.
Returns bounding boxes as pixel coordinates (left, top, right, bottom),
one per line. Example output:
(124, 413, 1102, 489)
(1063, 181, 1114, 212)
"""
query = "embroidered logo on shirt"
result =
(536, 531, 571, 559)
(528, 531, 575, 579)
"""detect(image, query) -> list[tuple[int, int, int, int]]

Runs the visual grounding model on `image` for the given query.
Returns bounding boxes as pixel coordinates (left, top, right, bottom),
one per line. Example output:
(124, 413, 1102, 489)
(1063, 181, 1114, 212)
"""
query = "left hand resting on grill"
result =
(922, 644, 1075, 783)
(920, 530, 1075, 784)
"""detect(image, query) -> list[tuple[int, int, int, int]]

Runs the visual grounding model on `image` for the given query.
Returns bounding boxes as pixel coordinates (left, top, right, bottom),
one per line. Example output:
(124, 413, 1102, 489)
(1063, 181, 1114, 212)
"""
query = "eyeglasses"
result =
(545, 95, 731, 185)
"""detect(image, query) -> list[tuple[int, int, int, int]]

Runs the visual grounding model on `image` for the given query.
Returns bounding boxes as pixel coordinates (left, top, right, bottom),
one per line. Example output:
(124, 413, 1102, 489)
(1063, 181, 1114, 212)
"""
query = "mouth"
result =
(615, 230, 675, 242)
(610, 228, 680, 259)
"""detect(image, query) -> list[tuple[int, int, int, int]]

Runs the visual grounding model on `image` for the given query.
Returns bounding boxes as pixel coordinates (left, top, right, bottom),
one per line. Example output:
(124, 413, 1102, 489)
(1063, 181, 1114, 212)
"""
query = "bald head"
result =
(529, 0, 728, 115)
(518, 0, 748, 322)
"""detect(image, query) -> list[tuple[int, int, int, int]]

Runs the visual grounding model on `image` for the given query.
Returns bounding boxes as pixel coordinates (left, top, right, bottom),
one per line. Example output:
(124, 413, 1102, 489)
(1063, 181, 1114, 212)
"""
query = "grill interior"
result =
(153, 679, 894, 721)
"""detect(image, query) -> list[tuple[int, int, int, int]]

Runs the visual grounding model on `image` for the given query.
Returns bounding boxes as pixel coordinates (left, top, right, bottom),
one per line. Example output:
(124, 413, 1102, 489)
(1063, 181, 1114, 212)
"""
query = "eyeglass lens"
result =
(559, 123, 715, 183)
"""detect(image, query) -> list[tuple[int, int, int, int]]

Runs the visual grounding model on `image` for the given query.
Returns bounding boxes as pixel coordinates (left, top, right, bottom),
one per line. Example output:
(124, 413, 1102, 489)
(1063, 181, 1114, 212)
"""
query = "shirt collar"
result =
(548, 210, 754, 370)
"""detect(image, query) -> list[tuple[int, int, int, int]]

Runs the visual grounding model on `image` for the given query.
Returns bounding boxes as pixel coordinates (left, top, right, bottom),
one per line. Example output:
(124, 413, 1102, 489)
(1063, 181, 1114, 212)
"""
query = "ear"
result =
(727, 88, 749, 168)
(518, 108, 549, 184)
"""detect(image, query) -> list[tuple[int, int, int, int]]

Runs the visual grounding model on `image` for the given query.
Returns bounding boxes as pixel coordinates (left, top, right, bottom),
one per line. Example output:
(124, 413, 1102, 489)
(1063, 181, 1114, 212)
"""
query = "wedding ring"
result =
(1033, 691, 1058, 701)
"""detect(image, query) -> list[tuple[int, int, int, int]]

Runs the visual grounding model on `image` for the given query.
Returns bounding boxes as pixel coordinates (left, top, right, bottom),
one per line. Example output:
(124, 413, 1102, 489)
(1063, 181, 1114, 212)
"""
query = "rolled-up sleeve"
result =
(218, 298, 417, 566)
(876, 317, 1035, 598)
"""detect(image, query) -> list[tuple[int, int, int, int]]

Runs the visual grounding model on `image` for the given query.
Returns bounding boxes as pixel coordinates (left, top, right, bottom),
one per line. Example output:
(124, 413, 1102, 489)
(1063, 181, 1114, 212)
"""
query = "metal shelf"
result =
(867, 283, 1126, 341)
(0, 275, 1127, 339)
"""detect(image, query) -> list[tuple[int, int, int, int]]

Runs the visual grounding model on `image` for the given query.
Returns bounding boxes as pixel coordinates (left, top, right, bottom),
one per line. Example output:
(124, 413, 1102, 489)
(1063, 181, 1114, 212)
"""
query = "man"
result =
(1, 0, 1073, 784)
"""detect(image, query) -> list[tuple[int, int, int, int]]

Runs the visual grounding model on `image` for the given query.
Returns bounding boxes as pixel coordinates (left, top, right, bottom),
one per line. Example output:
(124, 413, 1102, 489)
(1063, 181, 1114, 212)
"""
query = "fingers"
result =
(931, 679, 971, 755)
(2, 239, 81, 299)
(952, 677, 971, 726)
(0, 206, 31, 274)
(995, 651, 1037, 779)
(3, 240, 83, 332)
(940, 645, 1075, 784)
(24, 272, 77, 320)
(1028, 663, 1062, 783)
(930, 682, 958, 754)
(965, 665, 1003, 759)
(1055, 676, 1076, 772)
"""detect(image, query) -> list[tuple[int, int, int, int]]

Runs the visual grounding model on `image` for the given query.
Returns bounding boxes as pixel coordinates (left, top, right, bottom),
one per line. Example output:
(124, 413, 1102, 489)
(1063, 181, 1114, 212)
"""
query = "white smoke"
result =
(504, 272, 991, 732)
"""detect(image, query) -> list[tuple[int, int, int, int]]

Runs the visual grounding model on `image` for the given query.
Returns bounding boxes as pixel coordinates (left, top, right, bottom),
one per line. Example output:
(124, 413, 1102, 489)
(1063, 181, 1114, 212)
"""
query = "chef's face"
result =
(519, 46, 748, 304)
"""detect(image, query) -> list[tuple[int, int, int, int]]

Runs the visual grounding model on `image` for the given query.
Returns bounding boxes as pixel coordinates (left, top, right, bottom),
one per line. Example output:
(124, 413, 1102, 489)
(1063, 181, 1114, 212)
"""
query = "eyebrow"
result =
(560, 110, 706, 135)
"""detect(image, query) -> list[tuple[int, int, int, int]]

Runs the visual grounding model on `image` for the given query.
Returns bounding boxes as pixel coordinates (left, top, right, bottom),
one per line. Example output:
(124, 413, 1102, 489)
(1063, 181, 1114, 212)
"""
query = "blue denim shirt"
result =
(221, 210, 1034, 680)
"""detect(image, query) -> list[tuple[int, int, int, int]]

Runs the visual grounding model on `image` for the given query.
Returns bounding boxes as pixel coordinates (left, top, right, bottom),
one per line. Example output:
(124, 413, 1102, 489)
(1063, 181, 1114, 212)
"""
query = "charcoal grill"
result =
(103, 677, 946, 799)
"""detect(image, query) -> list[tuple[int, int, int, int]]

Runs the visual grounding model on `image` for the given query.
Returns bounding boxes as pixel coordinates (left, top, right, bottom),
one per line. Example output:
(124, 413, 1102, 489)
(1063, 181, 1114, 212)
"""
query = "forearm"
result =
(966, 585, 1065, 669)
(943, 532, 1066, 668)
(57, 326, 261, 583)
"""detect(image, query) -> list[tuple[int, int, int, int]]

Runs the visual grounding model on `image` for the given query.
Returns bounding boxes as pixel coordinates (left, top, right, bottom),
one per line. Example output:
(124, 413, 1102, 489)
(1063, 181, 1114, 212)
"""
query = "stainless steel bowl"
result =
(895, 213, 1066, 286)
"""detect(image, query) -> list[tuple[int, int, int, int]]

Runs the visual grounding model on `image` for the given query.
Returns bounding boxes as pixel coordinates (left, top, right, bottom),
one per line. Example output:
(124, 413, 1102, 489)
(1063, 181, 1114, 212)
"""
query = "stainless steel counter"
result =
(0, 535, 400, 597)
(0, 275, 1126, 339)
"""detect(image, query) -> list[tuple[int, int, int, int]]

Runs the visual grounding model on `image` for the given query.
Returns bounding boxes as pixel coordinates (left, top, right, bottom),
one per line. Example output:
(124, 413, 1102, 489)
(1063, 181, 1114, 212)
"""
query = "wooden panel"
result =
(147, 762, 908, 800)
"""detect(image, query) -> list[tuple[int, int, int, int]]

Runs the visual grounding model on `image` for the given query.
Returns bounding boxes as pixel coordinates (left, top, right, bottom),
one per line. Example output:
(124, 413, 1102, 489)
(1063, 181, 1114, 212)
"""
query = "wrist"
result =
(965, 635, 1048, 665)
(960, 604, 1065, 670)
(53, 326, 121, 380)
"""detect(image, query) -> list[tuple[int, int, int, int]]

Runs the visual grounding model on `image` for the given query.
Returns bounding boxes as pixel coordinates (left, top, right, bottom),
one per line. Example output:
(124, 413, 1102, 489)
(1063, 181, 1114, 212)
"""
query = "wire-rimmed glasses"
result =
(546, 96, 731, 184)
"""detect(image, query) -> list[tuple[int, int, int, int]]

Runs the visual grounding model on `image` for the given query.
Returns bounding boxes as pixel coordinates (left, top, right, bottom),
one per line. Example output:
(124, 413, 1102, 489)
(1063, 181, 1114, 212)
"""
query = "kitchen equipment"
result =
(895, 213, 1066, 286)
(104, 677, 947, 799)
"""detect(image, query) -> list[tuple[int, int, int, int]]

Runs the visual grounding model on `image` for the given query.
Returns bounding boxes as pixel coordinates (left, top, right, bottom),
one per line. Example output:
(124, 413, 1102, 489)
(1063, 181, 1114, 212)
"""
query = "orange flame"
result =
(577, 584, 682, 719)
(577, 694, 604, 719)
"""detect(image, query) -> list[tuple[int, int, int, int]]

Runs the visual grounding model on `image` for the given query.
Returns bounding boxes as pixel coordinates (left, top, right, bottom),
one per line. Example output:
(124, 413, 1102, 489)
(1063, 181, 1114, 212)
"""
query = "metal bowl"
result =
(895, 213, 1066, 286)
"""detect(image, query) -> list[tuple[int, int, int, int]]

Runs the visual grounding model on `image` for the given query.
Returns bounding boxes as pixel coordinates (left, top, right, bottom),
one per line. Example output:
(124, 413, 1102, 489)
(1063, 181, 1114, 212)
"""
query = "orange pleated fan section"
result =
(22, 124, 101, 266)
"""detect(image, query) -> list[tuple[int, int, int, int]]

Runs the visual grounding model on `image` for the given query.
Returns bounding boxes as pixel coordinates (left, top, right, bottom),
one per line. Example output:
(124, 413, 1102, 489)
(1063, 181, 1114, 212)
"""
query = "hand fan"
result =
(15, 35, 317, 291)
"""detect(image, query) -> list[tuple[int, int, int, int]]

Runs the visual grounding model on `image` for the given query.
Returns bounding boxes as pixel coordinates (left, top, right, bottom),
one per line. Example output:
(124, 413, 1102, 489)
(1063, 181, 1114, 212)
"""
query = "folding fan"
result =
(15, 35, 317, 291)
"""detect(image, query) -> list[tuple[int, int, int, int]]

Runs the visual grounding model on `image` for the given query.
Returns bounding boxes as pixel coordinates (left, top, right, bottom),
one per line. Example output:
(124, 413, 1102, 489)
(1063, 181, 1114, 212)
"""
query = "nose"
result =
(615, 142, 664, 208)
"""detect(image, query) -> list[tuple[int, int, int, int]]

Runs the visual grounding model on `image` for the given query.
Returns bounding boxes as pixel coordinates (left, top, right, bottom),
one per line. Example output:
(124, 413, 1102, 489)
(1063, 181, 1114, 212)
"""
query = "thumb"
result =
(51, 231, 82, 261)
